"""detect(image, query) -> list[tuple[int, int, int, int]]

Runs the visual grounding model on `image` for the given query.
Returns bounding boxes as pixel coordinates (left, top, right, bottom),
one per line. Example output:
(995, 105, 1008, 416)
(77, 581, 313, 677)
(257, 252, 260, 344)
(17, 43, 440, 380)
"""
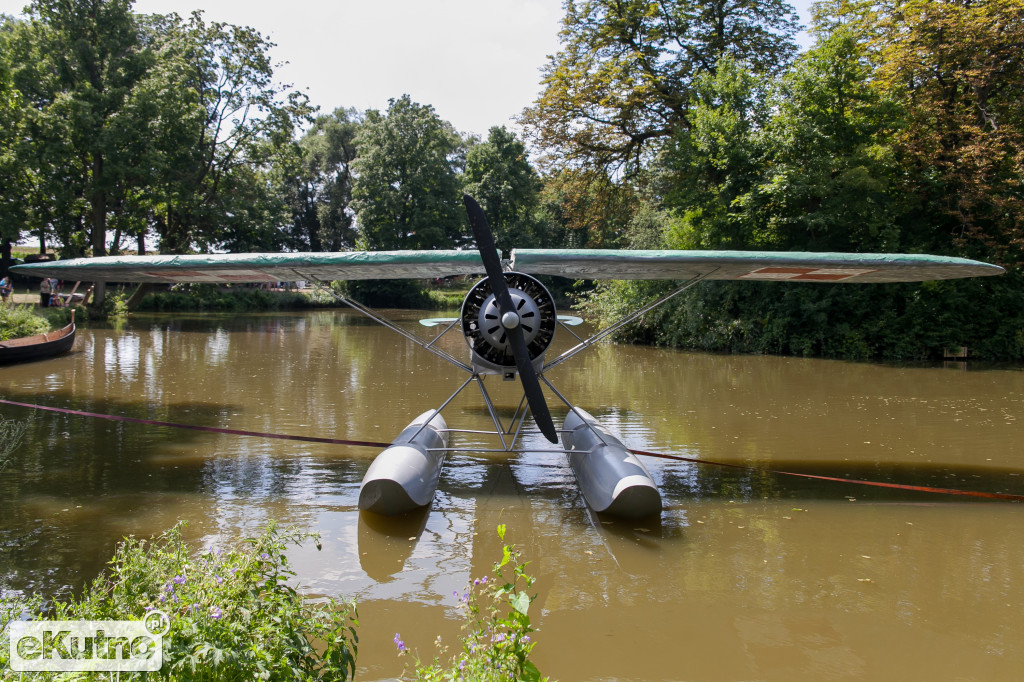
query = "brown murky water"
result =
(2, 309, 1024, 680)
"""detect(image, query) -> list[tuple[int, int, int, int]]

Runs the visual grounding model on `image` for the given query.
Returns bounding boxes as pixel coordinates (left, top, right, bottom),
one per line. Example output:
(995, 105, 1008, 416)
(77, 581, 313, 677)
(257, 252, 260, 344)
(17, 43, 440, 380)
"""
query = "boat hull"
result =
(0, 316, 75, 364)
(359, 410, 449, 516)
(562, 408, 661, 519)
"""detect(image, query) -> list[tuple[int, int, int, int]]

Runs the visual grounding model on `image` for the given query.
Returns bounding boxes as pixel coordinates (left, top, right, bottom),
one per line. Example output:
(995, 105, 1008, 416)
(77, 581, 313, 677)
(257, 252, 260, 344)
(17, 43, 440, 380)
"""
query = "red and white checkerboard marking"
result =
(739, 267, 879, 281)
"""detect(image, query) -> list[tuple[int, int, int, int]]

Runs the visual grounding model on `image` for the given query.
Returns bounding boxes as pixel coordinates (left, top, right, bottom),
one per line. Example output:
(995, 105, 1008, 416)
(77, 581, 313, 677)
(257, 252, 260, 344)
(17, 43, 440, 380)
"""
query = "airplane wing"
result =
(510, 249, 1004, 283)
(11, 249, 1004, 284)
(11, 251, 488, 283)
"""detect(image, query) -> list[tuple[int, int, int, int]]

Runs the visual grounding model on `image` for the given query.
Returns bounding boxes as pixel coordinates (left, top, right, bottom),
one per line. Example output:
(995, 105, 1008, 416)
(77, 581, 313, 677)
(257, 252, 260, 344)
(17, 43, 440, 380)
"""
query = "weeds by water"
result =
(399, 524, 548, 681)
(0, 520, 548, 680)
(0, 521, 358, 681)
(0, 304, 50, 340)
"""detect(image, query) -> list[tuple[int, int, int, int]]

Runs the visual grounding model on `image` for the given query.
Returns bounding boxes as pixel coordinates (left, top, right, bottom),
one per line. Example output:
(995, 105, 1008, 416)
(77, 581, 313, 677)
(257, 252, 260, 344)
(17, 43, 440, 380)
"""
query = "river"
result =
(2, 309, 1023, 680)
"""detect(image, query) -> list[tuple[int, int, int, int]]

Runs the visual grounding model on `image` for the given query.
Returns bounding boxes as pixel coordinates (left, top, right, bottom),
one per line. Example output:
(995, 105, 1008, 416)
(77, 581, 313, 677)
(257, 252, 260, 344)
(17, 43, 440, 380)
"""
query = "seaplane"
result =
(12, 196, 1005, 519)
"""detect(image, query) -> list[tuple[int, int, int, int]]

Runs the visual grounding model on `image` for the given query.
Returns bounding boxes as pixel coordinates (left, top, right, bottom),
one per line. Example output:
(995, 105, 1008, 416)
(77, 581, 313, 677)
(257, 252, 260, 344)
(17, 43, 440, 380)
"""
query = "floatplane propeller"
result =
(12, 199, 1005, 519)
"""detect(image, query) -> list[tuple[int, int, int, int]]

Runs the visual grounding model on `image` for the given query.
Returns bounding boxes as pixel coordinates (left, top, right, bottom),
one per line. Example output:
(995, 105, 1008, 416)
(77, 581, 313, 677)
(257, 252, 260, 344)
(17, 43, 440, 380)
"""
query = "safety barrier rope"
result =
(629, 448, 1024, 501)
(0, 398, 391, 449)
(2, 397, 1020, 501)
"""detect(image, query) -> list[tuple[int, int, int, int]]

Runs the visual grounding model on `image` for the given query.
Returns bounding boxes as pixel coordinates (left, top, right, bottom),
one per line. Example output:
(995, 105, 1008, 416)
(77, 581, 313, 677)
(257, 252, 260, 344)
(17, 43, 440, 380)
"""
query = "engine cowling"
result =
(461, 272, 556, 374)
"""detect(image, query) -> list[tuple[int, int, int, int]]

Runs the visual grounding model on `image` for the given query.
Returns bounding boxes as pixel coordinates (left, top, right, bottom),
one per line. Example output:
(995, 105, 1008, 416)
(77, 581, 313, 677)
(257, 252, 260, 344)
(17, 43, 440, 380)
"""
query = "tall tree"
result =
(20, 0, 154, 258)
(0, 18, 30, 267)
(657, 56, 769, 249)
(284, 107, 361, 251)
(462, 126, 543, 251)
(521, 0, 800, 171)
(750, 26, 903, 252)
(539, 168, 638, 248)
(142, 11, 312, 253)
(350, 95, 465, 250)
(873, 0, 1024, 265)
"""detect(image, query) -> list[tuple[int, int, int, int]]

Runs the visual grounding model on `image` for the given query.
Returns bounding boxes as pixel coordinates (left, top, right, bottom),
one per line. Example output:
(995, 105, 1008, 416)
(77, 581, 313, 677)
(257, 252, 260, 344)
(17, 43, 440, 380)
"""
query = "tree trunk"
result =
(92, 281, 107, 309)
(1, 239, 11, 275)
(91, 155, 107, 258)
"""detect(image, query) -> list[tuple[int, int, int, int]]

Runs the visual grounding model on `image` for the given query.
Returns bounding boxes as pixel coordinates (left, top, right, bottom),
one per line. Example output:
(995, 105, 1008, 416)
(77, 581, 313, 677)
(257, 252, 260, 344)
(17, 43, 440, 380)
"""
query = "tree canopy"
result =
(521, 0, 800, 171)
(350, 95, 466, 251)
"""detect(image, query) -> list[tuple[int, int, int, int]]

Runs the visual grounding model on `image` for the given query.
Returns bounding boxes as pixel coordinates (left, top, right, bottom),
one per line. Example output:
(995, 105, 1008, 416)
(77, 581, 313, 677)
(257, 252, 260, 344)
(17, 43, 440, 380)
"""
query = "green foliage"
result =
(351, 95, 466, 250)
(0, 521, 358, 681)
(660, 56, 770, 249)
(105, 290, 131, 320)
(0, 303, 50, 340)
(37, 304, 77, 330)
(283, 107, 362, 251)
(522, 0, 800, 170)
(463, 126, 544, 252)
(138, 284, 328, 312)
(580, 5, 1024, 362)
(341, 279, 432, 309)
(400, 525, 548, 682)
(2, 3, 311, 257)
(582, 272, 1024, 361)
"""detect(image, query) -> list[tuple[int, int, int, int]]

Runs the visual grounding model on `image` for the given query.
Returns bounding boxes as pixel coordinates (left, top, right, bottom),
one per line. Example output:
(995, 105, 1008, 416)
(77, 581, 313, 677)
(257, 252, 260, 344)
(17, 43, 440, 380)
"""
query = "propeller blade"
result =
(464, 195, 558, 443)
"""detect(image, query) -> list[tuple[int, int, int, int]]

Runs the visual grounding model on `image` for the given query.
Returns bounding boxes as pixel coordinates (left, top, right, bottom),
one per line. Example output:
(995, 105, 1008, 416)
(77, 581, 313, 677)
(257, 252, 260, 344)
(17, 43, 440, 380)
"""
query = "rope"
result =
(2, 397, 1019, 501)
(0, 398, 391, 449)
(628, 448, 1024, 502)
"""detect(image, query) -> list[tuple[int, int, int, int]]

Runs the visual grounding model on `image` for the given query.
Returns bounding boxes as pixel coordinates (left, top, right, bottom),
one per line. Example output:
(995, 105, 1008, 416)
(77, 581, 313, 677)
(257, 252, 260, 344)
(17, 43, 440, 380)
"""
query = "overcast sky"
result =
(1, 0, 817, 138)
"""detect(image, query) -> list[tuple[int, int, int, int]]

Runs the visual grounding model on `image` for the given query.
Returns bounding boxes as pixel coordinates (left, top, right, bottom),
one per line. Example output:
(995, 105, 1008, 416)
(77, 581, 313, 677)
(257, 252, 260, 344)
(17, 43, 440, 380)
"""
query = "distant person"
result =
(0, 275, 11, 302)
(39, 277, 52, 307)
(49, 280, 64, 307)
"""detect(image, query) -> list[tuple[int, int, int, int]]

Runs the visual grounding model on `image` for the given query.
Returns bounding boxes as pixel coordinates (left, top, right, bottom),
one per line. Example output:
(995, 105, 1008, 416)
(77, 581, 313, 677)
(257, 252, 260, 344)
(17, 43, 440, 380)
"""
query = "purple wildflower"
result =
(172, 575, 186, 585)
(260, 552, 270, 561)
(393, 633, 406, 652)
(209, 606, 223, 620)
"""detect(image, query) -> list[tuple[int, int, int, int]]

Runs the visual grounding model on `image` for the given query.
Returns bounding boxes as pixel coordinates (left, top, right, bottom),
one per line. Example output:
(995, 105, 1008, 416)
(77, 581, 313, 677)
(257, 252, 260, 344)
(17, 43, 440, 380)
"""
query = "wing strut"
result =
(543, 271, 715, 372)
(303, 274, 473, 373)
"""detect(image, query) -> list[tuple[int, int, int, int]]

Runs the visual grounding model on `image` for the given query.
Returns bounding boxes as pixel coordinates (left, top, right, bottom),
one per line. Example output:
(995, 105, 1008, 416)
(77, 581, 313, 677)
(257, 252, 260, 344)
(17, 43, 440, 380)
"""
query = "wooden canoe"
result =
(0, 310, 75, 364)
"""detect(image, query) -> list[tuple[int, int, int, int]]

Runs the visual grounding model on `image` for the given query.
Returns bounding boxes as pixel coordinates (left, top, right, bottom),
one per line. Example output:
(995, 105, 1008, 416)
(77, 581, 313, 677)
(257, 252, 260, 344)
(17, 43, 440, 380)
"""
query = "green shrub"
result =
(580, 268, 1024, 361)
(0, 522, 358, 681)
(0, 304, 50, 340)
(138, 284, 318, 312)
(342, 279, 431, 308)
(399, 524, 548, 682)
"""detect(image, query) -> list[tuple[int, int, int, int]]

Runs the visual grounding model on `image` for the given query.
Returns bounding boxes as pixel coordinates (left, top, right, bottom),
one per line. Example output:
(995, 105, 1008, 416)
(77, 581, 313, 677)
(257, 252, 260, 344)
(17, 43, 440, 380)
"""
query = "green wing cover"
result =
(10, 249, 1004, 284)
(510, 250, 1004, 283)
(11, 251, 488, 283)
